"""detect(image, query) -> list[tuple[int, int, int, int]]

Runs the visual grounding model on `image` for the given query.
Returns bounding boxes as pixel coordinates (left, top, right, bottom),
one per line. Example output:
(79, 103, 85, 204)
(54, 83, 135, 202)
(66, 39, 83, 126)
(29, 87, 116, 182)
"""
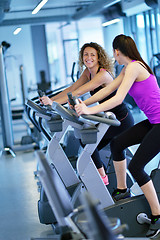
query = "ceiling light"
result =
(13, 27, 22, 35)
(102, 18, 120, 27)
(32, 0, 48, 15)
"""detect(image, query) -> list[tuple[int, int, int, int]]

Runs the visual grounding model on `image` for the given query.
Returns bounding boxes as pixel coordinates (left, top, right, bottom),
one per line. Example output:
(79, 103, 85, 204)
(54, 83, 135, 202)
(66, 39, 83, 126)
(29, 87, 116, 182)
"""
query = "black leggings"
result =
(110, 119, 160, 187)
(91, 110, 134, 169)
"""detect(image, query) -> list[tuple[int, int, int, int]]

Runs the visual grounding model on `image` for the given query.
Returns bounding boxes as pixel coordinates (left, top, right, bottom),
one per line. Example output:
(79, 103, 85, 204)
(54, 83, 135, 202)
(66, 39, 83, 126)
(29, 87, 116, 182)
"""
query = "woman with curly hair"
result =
(40, 42, 134, 185)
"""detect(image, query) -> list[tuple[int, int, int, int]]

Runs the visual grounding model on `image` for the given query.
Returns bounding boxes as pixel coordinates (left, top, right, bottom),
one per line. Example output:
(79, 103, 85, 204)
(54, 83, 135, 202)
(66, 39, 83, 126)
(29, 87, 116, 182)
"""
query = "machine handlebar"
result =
(26, 99, 52, 117)
(52, 101, 121, 127)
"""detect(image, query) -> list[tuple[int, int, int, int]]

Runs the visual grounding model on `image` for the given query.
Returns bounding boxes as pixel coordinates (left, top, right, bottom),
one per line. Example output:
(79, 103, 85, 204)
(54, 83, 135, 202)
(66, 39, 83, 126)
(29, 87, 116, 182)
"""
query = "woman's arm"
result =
(41, 68, 113, 105)
(75, 63, 138, 115)
(71, 70, 113, 98)
(83, 67, 125, 106)
(41, 69, 89, 105)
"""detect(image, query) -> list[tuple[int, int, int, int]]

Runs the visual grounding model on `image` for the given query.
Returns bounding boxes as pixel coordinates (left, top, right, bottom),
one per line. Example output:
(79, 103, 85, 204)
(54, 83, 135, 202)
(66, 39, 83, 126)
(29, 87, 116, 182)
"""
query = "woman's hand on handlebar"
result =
(68, 100, 74, 109)
(40, 96, 53, 106)
(75, 99, 91, 116)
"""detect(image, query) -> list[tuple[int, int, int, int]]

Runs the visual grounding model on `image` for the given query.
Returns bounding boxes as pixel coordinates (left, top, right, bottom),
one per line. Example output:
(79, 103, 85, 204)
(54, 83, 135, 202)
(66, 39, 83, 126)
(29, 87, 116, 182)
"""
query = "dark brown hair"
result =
(113, 34, 154, 75)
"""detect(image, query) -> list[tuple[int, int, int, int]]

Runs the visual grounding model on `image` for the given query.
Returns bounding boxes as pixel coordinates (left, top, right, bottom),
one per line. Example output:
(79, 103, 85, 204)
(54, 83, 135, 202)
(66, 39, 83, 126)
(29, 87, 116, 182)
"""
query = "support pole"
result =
(0, 45, 15, 157)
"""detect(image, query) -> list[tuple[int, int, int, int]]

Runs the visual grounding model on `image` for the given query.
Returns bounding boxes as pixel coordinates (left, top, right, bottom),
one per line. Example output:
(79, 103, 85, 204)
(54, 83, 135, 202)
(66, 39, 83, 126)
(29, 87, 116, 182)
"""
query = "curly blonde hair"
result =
(79, 42, 114, 76)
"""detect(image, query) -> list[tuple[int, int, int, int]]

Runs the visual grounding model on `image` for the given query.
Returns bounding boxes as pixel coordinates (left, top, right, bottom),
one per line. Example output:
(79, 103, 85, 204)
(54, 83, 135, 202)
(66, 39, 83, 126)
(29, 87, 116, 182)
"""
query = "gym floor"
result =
(0, 108, 159, 240)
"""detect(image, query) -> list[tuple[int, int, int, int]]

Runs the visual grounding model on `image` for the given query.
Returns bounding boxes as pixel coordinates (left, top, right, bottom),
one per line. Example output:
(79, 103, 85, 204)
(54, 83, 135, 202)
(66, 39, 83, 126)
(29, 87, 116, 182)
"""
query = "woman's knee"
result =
(128, 161, 136, 178)
(110, 137, 118, 152)
(128, 160, 150, 186)
(110, 137, 125, 161)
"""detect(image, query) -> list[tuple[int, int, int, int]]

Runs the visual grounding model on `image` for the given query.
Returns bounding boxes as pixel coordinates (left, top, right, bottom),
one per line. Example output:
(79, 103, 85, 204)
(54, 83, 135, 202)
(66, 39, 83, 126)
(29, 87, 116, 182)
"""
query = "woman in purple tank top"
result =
(75, 34, 160, 238)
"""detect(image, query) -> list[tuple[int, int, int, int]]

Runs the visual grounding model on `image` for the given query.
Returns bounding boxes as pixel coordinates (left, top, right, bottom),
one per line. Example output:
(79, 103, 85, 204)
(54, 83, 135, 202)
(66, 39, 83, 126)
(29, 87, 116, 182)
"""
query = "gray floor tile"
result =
(0, 151, 52, 240)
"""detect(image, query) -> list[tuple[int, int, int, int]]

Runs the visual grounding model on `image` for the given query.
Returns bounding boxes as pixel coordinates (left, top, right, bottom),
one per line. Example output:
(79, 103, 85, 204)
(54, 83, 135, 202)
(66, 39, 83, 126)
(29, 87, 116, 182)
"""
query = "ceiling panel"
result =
(0, 0, 121, 26)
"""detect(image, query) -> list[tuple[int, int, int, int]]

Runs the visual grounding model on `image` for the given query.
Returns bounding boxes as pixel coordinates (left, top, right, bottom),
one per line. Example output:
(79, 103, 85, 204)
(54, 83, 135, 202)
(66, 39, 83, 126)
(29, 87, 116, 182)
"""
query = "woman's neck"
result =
(123, 57, 133, 67)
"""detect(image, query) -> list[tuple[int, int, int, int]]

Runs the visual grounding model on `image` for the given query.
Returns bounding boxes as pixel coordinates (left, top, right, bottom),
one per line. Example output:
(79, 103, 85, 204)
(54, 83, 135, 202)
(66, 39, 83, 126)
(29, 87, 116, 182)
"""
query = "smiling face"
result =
(83, 47, 99, 70)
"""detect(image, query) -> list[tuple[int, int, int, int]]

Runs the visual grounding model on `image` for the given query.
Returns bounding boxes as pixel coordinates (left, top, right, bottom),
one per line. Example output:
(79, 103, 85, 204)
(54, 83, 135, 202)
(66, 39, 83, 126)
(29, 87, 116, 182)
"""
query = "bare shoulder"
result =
(99, 69, 114, 84)
(98, 68, 113, 78)
(129, 61, 150, 80)
(129, 60, 146, 70)
(126, 61, 141, 73)
(124, 61, 148, 82)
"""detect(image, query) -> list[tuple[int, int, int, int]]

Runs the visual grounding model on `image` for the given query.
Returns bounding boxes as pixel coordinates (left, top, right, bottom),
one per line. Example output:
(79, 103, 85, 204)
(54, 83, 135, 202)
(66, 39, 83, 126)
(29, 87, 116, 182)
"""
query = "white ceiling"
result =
(0, 0, 121, 26)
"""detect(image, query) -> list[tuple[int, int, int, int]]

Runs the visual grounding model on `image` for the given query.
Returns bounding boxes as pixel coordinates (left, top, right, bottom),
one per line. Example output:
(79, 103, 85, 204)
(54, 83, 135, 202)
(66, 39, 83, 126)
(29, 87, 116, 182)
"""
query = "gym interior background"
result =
(0, 0, 160, 240)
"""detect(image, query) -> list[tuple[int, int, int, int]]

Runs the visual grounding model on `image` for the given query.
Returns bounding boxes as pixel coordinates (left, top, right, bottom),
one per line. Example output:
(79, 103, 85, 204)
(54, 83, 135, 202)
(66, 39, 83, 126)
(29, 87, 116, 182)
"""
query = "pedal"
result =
(137, 213, 151, 225)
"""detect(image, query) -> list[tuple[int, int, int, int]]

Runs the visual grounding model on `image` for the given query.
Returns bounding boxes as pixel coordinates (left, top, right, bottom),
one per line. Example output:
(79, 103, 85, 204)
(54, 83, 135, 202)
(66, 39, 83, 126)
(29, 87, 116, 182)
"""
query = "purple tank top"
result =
(128, 73, 160, 124)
